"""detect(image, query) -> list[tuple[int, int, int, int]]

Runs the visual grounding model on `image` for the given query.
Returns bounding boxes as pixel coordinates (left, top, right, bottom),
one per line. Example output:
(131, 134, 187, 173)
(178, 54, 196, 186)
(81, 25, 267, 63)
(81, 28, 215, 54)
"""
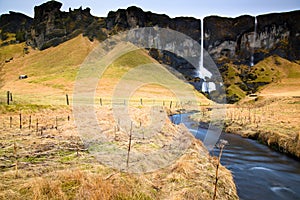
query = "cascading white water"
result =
(250, 16, 257, 66)
(200, 18, 204, 70)
(196, 18, 204, 78)
(198, 18, 215, 93)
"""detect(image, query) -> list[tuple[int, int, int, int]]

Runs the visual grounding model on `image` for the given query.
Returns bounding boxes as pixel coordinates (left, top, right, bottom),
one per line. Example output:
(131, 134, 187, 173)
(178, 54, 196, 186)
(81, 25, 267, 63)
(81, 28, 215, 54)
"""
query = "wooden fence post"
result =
(19, 113, 22, 129)
(29, 115, 31, 130)
(126, 121, 133, 169)
(10, 116, 12, 128)
(66, 94, 69, 105)
(55, 117, 58, 130)
(7, 91, 10, 105)
(36, 119, 39, 133)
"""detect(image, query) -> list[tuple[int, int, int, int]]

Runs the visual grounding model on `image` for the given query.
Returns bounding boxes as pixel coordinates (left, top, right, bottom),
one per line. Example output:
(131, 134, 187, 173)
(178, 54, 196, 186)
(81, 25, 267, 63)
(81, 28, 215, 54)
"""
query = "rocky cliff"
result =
(0, 0, 299, 102)
(1, 1, 298, 66)
(106, 6, 201, 41)
(26, 1, 107, 49)
(0, 11, 32, 43)
(205, 10, 300, 66)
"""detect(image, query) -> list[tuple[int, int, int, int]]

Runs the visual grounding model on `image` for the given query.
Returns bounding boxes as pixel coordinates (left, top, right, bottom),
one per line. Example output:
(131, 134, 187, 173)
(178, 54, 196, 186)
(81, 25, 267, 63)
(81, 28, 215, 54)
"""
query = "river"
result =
(171, 113, 300, 200)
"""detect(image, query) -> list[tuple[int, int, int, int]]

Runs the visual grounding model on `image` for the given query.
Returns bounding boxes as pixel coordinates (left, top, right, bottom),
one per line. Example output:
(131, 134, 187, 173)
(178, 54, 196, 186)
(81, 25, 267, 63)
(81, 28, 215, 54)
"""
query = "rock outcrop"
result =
(26, 1, 107, 49)
(2, 1, 298, 67)
(106, 6, 201, 42)
(0, 11, 32, 43)
(0, 11, 32, 33)
(204, 15, 254, 65)
(205, 10, 300, 66)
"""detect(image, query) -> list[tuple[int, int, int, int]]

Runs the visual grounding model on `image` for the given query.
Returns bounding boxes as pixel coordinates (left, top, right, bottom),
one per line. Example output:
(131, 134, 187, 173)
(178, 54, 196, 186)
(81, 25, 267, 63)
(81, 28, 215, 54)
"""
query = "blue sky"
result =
(0, 0, 299, 19)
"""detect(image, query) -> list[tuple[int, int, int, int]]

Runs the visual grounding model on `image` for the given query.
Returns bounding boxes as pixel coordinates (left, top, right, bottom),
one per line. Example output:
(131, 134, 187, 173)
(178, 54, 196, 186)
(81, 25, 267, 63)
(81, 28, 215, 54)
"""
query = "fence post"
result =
(66, 94, 69, 105)
(100, 98, 102, 106)
(29, 115, 31, 130)
(126, 121, 133, 169)
(55, 117, 58, 130)
(36, 119, 39, 133)
(7, 91, 10, 105)
(19, 113, 22, 129)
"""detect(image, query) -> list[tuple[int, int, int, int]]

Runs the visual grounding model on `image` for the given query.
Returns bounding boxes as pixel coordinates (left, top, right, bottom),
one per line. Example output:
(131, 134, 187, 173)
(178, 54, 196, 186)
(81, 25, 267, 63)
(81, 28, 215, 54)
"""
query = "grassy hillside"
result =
(0, 34, 209, 106)
(0, 43, 25, 64)
(256, 56, 300, 96)
(0, 36, 237, 200)
(220, 55, 300, 103)
(0, 35, 97, 104)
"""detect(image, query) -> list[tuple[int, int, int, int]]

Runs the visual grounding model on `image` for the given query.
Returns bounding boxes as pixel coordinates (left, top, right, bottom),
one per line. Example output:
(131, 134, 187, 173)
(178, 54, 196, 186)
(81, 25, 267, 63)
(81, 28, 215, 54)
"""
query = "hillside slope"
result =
(0, 34, 209, 106)
(257, 56, 300, 97)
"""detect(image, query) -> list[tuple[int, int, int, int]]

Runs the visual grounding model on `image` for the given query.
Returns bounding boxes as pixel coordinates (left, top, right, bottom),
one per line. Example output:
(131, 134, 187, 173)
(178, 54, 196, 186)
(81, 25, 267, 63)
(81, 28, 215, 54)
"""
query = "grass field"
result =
(0, 35, 209, 106)
(0, 105, 238, 200)
(0, 35, 237, 199)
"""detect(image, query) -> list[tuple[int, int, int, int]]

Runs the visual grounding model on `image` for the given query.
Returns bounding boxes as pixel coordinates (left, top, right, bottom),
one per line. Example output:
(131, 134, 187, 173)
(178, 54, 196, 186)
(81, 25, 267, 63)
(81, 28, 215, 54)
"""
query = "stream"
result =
(171, 113, 300, 200)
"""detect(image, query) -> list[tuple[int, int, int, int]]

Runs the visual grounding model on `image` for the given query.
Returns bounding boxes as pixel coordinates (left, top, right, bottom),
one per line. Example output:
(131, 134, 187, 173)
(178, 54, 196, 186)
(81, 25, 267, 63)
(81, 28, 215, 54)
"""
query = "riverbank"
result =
(0, 105, 238, 199)
(190, 96, 300, 159)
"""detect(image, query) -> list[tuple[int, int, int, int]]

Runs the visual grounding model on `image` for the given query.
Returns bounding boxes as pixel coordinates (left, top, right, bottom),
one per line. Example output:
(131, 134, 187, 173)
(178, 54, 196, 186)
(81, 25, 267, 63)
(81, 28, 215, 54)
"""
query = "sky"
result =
(0, 0, 300, 19)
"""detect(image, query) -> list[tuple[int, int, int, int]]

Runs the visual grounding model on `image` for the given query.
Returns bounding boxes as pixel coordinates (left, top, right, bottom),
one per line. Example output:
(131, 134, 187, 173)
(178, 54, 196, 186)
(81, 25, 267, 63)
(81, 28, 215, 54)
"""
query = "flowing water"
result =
(250, 16, 257, 67)
(171, 113, 300, 200)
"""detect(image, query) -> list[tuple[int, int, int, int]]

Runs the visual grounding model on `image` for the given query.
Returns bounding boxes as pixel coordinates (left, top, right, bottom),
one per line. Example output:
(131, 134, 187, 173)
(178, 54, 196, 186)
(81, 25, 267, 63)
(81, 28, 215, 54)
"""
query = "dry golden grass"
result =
(0, 34, 209, 106)
(229, 96, 300, 157)
(0, 35, 97, 105)
(192, 96, 300, 158)
(0, 34, 236, 199)
(0, 106, 238, 200)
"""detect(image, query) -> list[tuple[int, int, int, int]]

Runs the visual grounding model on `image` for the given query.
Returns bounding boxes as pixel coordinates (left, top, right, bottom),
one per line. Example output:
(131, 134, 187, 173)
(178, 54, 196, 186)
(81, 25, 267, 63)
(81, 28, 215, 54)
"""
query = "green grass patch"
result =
(103, 50, 154, 79)
(19, 155, 47, 163)
(0, 104, 65, 114)
(227, 84, 246, 98)
(250, 62, 280, 83)
(57, 149, 74, 157)
(114, 192, 154, 200)
(59, 154, 76, 163)
(61, 179, 81, 199)
(0, 42, 24, 63)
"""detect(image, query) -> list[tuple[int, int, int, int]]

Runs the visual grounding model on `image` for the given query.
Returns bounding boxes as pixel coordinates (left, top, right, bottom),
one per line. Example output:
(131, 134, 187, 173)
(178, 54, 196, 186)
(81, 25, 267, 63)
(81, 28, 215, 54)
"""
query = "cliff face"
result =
(26, 1, 106, 49)
(106, 6, 201, 42)
(205, 11, 300, 66)
(105, 6, 201, 77)
(0, 1, 299, 102)
(204, 15, 254, 65)
(0, 11, 32, 43)
(0, 11, 32, 33)
(256, 11, 300, 61)
(1, 1, 298, 65)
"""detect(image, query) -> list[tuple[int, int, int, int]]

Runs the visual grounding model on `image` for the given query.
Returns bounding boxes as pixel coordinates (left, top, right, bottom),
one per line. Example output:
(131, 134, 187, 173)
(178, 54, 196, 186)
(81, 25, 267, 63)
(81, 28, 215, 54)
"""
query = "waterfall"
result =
(200, 18, 204, 70)
(250, 16, 257, 66)
(198, 18, 214, 93)
(196, 18, 204, 78)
